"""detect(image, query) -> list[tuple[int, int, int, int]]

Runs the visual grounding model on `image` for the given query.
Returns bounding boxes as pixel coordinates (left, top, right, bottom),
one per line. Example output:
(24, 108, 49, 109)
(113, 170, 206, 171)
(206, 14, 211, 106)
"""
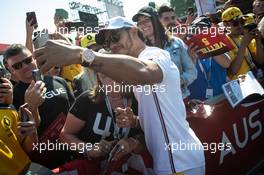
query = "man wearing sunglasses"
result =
(4, 44, 75, 168)
(222, 7, 264, 80)
(34, 16, 205, 175)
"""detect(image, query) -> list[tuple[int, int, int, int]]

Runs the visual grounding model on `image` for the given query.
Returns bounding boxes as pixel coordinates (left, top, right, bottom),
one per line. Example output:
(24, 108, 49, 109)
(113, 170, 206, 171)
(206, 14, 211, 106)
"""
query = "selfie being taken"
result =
(0, 0, 264, 175)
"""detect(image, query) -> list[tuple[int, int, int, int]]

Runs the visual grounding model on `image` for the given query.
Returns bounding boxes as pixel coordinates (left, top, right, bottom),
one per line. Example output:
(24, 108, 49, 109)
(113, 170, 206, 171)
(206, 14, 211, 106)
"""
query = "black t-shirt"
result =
(70, 92, 114, 143)
(70, 91, 141, 144)
(13, 76, 74, 135)
(13, 76, 75, 168)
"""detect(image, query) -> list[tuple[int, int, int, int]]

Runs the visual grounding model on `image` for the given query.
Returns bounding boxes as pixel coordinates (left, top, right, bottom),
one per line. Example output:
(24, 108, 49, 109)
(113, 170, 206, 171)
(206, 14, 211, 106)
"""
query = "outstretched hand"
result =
(34, 40, 83, 73)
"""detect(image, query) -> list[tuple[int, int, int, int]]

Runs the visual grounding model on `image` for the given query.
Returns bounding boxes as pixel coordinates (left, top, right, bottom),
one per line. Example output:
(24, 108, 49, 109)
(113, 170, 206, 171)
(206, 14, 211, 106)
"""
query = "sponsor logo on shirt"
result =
(1, 116, 11, 129)
(44, 88, 66, 99)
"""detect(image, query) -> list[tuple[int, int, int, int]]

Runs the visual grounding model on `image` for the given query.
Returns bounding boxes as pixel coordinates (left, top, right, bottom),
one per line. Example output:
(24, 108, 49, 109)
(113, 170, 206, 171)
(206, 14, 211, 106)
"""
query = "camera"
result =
(243, 23, 258, 32)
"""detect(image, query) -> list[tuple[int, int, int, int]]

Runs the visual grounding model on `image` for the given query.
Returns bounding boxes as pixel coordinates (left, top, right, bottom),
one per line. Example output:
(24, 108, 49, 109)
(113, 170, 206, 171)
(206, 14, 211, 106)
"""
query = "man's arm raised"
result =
(91, 52, 163, 85)
(34, 40, 163, 85)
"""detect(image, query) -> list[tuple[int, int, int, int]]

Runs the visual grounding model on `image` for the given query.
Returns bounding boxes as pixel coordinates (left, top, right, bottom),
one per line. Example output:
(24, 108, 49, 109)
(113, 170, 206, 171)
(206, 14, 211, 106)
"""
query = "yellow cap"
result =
(81, 33, 96, 48)
(222, 7, 243, 22)
(241, 13, 255, 26)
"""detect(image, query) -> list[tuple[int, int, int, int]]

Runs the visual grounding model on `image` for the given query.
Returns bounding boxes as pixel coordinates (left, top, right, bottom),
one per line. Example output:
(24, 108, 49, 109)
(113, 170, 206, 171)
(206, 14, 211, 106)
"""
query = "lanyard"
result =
(198, 58, 212, 88)
(104, 95, 130, 139)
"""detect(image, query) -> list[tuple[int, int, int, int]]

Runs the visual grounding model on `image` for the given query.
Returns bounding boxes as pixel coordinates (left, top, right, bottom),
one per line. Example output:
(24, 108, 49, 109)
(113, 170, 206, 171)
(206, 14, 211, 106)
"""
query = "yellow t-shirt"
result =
(228, 36, 257, 80)
(60, 64, 83, 91)
(0, 106, 31, 175)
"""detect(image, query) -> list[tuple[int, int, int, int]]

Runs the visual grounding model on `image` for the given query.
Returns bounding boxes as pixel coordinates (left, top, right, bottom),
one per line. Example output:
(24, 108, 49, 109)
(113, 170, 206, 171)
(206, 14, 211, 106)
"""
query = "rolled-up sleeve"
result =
(178, 39, 197, 86)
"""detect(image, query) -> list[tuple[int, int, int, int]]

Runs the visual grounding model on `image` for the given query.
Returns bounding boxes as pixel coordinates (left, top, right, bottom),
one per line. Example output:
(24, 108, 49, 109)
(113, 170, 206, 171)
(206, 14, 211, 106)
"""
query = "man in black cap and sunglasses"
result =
(34, 16, 205, 175)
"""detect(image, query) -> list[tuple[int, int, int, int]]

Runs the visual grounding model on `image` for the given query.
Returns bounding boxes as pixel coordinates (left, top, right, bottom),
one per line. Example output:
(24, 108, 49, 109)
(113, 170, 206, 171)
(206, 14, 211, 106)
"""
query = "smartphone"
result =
(20, 107, 29, 122)
(33, 29, 49, 49)
(244, 23, 258, 32)
(0, 68, 11, 83)
(187, 7, 194, 16)
(32, 69, 43, 82)
(26, 12, 38, 29)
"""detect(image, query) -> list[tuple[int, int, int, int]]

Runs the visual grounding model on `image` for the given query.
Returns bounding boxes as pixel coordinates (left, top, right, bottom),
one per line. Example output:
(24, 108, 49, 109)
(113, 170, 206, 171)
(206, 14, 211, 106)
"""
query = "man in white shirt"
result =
(34, 16, 205, 175)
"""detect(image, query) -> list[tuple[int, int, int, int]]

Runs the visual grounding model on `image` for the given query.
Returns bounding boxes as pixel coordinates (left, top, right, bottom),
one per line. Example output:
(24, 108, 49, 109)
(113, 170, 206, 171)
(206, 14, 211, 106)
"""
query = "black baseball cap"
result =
(132, 6, 157, 22)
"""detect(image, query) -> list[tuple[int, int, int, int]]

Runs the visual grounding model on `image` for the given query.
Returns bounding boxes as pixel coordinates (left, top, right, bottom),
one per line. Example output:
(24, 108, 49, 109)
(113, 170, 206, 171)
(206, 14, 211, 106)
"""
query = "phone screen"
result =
(32, 69, 43, 82)
(0, 68, 11, 83)
(187, 7, 194, 15)
(26, 12, 38, 29)
(20, 107, 29, 122)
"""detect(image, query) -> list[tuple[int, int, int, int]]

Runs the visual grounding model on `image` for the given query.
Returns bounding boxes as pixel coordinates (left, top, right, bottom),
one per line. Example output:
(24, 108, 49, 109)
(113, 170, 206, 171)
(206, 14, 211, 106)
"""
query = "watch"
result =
(81, 49, 95, 67)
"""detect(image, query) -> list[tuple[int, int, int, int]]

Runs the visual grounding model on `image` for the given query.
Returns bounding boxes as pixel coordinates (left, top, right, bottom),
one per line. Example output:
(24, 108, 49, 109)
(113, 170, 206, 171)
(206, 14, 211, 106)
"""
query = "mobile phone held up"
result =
(32, 69, 43, 82)
(0, 68, 11, 83)
(33, 29, 49, 49)
(187, 7, 194, 16)
(26, 12, 38, 29)
(20, 107, 29, 122)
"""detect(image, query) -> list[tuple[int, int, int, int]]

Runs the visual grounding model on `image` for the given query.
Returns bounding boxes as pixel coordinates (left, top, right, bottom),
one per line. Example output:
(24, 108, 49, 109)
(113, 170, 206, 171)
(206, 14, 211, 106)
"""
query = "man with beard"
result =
(158, 5, 195, 39)
(158, 5, 180, 30)
(34, 16, 205, 175)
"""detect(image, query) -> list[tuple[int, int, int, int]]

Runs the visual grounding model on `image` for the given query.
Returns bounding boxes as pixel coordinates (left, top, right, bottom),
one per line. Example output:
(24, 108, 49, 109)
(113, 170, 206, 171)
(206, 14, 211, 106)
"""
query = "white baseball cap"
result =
(95, 16, 136, 45)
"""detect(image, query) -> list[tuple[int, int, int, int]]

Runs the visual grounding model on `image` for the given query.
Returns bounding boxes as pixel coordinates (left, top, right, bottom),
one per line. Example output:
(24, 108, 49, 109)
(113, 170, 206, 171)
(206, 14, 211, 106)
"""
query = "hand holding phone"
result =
(18, 104, 37, 137)
(32, 69, 43, 82)
(20, 104, 30, 122)
(26, 12, 38, 29)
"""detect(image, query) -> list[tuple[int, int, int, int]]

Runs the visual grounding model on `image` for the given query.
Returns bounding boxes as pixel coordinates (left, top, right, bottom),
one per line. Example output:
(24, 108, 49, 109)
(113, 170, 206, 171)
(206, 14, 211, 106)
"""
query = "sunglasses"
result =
(11, 56, 33, 70)
(103, 30, 122, 50)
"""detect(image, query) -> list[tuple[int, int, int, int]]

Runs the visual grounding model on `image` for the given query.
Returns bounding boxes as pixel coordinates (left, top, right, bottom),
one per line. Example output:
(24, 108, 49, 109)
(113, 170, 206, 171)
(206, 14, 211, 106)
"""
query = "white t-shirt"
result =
(134, 47, 205, 174)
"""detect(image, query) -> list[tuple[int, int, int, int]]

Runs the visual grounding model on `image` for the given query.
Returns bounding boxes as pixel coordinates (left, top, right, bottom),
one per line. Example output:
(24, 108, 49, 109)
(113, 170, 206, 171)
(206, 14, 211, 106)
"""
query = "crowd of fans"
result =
(1, 0, 264, 175)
